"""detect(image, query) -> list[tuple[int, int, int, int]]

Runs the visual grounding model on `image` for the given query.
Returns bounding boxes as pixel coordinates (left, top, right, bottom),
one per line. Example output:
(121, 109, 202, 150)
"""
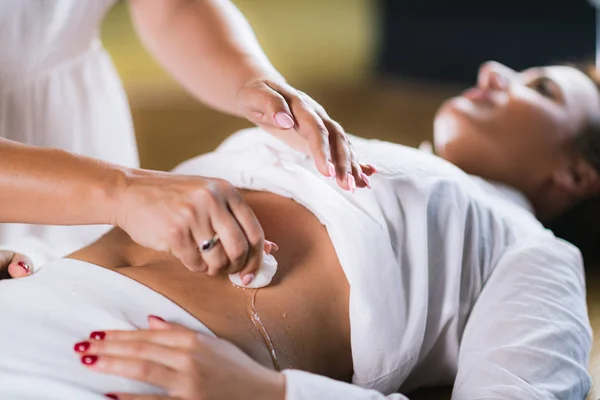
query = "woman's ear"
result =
(552, 158, 600, 200)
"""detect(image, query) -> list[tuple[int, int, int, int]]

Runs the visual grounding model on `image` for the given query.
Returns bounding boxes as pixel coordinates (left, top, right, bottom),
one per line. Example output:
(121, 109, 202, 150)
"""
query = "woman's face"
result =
(434, 61, 600, 202)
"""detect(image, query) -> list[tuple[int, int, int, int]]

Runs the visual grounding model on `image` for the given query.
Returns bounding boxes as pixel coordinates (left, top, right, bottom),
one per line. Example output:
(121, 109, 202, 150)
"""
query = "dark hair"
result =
(546, 63, 600, 264)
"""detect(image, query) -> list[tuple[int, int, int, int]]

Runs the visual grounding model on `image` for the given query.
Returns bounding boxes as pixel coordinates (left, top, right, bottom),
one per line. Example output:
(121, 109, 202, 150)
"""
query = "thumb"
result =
(239, 82, 295, 130)
(7, 253, 33, 278)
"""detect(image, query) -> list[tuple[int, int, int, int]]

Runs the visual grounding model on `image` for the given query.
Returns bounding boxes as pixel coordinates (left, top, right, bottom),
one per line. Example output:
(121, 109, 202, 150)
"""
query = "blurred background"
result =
(100, 1, 597, 398)
(100, 0, 594, 172)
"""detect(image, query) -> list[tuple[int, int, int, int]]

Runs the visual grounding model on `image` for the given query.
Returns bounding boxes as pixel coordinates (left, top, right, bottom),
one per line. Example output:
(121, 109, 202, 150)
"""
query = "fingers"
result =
(359, 163, 377, 176)
(148, 316, 195, 333)
(287, 98, 331, 177)
(226, 191, 265, 282)
(169, 221, 207, 273)
(187, 182, 246, 276)
(271, 84, 370, 190)
(263, 240, 279, 254)
(78, 339, 191, 371)
(7, 252, 33, 278)
(204, 207, 250, 277)
(80, 353, 178, 389)
(323, 119, 351, 189)
(239, 80, 375, 192)
(89, 328, 203, 350)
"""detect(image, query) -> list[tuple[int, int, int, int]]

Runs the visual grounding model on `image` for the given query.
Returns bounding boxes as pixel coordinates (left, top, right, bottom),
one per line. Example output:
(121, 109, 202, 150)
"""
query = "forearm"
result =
(0, 138, 127, 225)
(128, 0, 283, 116)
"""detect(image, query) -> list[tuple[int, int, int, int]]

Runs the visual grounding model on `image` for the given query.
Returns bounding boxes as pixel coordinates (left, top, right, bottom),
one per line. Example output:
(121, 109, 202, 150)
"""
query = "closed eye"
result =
(528, 76, 561, 102)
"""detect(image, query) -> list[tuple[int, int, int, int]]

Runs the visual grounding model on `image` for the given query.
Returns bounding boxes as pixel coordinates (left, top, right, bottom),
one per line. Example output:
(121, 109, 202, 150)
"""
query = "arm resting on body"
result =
(452, 237, 592, 399)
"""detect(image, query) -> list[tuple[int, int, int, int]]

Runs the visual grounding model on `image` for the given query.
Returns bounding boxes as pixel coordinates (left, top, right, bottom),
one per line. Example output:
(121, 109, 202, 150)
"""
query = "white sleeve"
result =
(452, 236, 592, 399)
(283, 370, 410, 400)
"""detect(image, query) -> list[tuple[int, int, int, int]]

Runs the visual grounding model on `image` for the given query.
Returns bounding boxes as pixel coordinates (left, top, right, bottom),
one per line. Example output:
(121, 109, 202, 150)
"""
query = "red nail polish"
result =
(89, 331, 106, 340)
(149, 315, 165, 322)
(105, 394, 120, 399)
(74, 341, 90, 353)
(81, 355, 98, 365)
(17, 261, 30, 272)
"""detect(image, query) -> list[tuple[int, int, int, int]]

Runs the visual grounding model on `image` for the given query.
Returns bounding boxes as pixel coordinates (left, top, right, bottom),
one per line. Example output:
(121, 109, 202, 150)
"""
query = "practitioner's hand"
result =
(237, 78, 376, 192)
(0, 251, 32, 280)
(75, 316, 286, 400)
(116, 171, 272, 282)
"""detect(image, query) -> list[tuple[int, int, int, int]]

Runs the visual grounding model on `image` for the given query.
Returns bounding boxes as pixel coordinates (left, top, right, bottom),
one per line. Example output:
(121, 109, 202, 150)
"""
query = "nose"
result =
(477, 61, 517, 91)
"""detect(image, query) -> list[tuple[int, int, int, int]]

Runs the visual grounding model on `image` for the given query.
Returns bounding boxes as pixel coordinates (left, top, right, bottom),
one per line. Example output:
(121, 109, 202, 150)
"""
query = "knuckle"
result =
(210, 257, 230, 275)
(134, 361, 154, 379)
(330, 121, 345, 135)
(267, 95, 286, 109)
(246, 230, 264, 247)
(178, 204, 196, 222)
(230, 242, 249, 263)
(130, 341, 148, 354)
(166, 224, 185, 245)
(181, 332, 200, 349)
(179, 352, 196, 371)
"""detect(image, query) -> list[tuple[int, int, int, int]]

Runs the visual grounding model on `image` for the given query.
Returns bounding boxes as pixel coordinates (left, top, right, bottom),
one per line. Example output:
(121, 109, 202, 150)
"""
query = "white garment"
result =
(0, 129, 591, 399)
(178, 129, 592, 399)
(0, 260, 214, 399)
(0, 1, 139, 266)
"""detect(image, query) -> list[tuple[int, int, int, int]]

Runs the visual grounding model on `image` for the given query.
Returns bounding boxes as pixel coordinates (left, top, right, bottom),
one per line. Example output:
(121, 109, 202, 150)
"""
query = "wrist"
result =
(235, 59, 286, 95)
(100, 166, 136, 227)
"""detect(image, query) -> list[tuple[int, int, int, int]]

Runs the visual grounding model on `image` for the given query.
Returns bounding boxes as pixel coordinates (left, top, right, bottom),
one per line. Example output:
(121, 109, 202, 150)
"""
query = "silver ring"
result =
(199, 234, 220, 253)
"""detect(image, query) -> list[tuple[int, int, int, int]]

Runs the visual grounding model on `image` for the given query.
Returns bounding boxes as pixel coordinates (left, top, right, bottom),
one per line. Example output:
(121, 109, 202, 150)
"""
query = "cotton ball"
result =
(229, 252, 278, 288)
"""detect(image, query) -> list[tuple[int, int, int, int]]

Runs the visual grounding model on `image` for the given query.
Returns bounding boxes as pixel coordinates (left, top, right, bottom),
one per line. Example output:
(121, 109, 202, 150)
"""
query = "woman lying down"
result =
(1, 60, 599, 400)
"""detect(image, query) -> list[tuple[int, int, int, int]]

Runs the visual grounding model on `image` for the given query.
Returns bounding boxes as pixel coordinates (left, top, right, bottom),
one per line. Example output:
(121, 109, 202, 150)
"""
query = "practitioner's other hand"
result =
(116, 171, 271, 283)
(0, 251, 32, 280)
(75, 315, 286, 400)
(237, 78, 376, 192)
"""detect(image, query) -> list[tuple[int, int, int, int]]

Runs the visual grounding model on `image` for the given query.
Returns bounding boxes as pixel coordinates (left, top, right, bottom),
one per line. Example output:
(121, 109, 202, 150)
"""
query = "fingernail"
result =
(361, 173, 371, 189)
(274, 112, 295, 129)
(81, 355, 98, 365)
(149, 315, 166, 322)
(89, 331, 106, 340)
(242, 274, 255, 286)
(74, 341, 90, 353)
(266, 240, 279, 252)
(17, 261, 30, 273)
(347, 173, 356, 193)
(328, 161, 336, 178)
(366, 164, 378, 174)
(105, 395, 120, 400)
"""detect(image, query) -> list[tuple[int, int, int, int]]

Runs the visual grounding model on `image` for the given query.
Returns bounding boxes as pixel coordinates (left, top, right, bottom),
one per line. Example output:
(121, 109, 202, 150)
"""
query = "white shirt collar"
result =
(469, 175, 535, 215)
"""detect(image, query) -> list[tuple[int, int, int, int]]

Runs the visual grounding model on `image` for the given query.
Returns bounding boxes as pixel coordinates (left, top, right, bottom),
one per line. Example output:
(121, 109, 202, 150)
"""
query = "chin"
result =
(433, 105, 462, 157)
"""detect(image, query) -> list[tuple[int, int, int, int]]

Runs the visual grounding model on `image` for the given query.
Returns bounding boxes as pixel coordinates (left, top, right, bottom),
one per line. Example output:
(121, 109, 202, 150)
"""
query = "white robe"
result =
(0, 129, 591, 399)
(0, 0, 139, 266)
